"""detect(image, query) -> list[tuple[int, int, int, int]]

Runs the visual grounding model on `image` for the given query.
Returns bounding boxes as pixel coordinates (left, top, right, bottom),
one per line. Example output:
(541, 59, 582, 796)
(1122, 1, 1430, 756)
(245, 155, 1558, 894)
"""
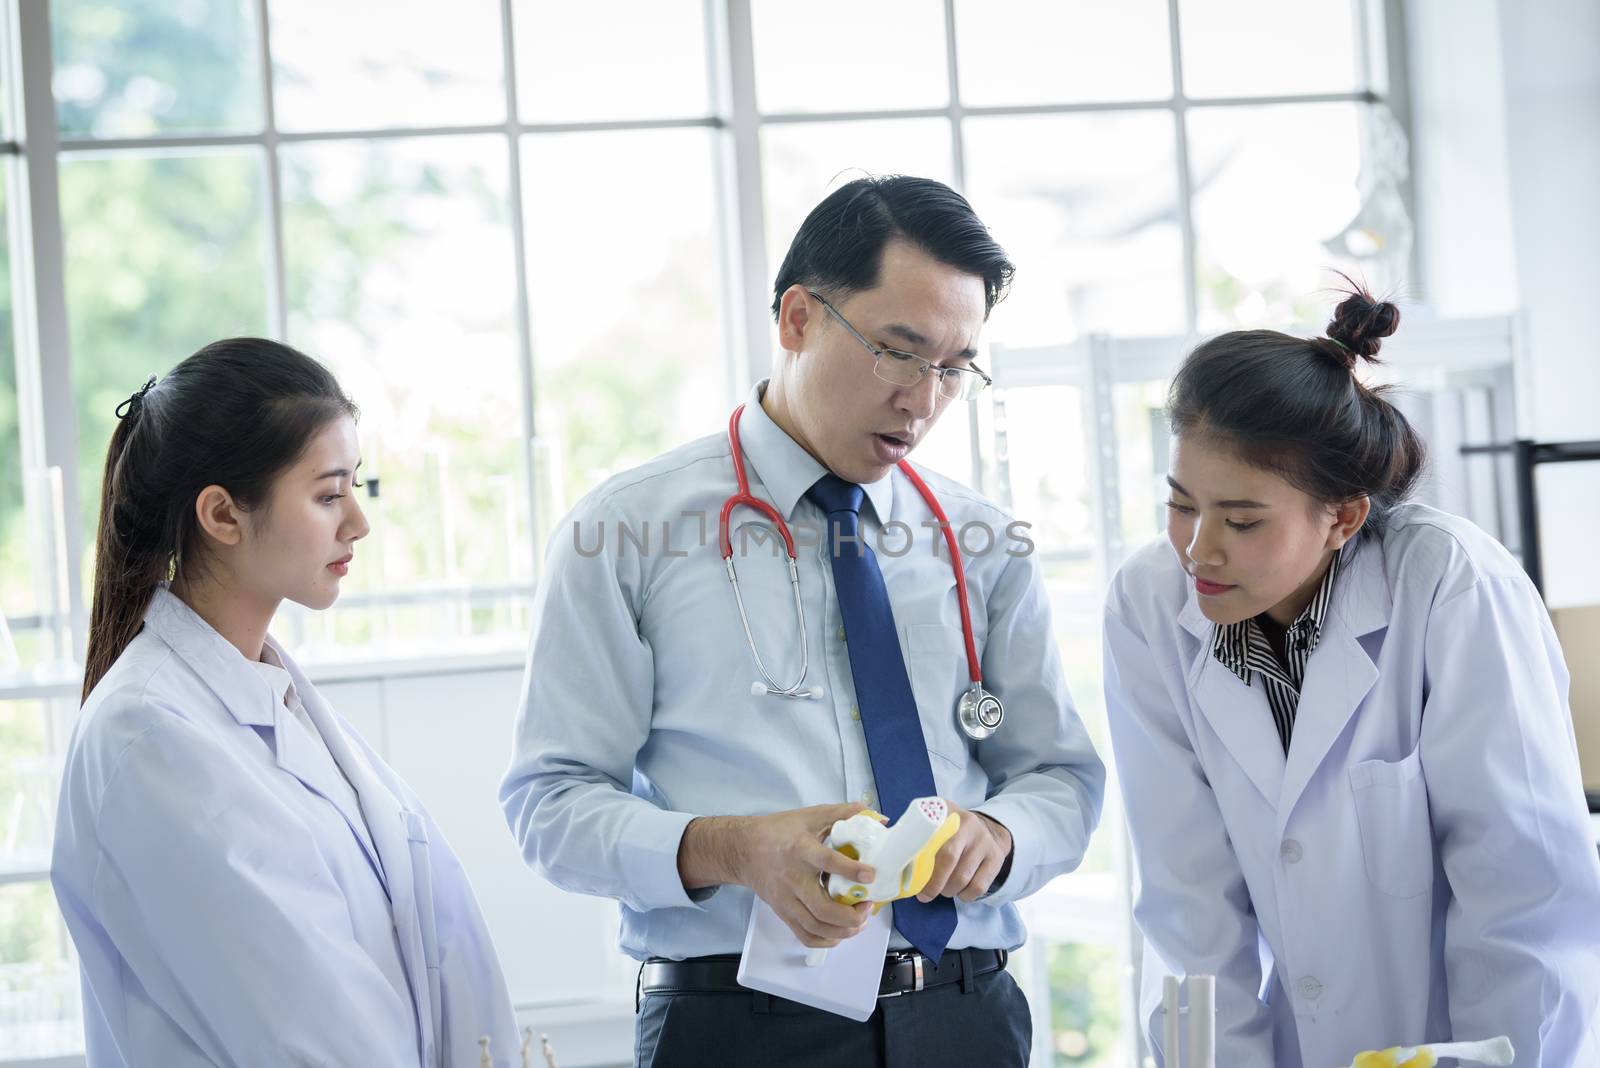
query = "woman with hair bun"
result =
(1104, 286, 1600, 1067)
(51, 339, 519, 1066)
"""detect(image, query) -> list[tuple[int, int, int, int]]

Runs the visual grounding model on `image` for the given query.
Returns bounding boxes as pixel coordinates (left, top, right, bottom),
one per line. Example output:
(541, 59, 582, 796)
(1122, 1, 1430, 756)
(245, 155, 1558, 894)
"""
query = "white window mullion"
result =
(9, 0, 85, 663)
(1374, 0, 1422, 291)
(1166, 0, 1201, 336)
(715, 0, 771, 394)
(498, 0, 541, 586)
(253, 0, 289, 342)
(942, 0, 966, 193)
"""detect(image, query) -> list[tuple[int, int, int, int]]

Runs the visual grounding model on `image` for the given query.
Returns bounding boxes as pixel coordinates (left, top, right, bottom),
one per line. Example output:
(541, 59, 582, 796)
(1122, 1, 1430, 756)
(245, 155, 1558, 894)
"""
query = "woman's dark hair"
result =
(1166, 282, 1426, 537)
(83, 338, 357, 700)
(771, 174, 1015, 319)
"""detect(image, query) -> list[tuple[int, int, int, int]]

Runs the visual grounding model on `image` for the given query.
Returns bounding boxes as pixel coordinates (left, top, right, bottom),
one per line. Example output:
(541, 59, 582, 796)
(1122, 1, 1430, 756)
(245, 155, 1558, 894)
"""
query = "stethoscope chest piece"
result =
(957, 685, 1004, 741)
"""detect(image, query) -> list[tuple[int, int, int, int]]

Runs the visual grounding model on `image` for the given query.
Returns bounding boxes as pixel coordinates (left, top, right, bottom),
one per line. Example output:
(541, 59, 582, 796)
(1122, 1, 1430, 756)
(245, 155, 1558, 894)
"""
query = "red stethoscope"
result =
(717, 404, 1004, 741)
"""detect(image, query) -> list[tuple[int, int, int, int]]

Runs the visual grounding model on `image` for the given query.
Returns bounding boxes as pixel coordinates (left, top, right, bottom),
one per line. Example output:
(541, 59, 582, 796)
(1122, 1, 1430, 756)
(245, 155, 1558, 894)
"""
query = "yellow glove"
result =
(1352, 1049, 1438, 1068)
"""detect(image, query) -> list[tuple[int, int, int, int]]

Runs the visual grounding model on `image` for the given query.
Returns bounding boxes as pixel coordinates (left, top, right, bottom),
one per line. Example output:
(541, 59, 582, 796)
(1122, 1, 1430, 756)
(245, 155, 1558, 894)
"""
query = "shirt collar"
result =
(735, 380, 895, 525)
(252, 641, 304, 711)
(1212, 546, 1345, 685)
(249, 656, 292, 709)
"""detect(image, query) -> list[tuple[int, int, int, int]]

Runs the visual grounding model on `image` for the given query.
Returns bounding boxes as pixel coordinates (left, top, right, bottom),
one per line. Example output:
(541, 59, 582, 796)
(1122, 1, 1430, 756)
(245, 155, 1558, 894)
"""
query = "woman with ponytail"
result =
(52, 339, 519, 1066)
(1104, 286, 1600, 1067)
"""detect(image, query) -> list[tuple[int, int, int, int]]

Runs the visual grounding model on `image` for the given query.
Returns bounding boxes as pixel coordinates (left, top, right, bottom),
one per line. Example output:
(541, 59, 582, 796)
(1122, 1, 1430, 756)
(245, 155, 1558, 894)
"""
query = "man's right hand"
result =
(678, 803, 877, 949)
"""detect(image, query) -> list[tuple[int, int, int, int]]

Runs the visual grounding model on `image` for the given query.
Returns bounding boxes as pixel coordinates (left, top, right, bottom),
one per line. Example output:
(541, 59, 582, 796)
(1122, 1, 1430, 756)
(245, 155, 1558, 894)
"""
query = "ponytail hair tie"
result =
(115, 375, 158, 420)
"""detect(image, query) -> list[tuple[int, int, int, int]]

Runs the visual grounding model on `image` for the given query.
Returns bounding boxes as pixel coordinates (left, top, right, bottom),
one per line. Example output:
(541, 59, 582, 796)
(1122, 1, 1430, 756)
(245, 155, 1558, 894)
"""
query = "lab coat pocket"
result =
(907, 623, 973, 768)
(1349, 749, 1434, 899)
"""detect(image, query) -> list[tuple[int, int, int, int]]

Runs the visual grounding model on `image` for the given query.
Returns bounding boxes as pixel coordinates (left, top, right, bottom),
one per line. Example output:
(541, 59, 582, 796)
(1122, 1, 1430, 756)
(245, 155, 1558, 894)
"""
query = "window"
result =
(278, 134, 526, 653)
(37, 0, 734, 661)
(0, 155, 28, 673)
(0, 0, 1402, 1061)
(0, 700, 78, 1060)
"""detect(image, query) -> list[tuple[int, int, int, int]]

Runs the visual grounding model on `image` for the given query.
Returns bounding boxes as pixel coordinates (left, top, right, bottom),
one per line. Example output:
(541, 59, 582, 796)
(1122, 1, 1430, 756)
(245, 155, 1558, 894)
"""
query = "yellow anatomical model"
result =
(822, 797, 961, 909)
(1352, 1049, 1436, 1068)
(1339, 1035, 1513, 1068)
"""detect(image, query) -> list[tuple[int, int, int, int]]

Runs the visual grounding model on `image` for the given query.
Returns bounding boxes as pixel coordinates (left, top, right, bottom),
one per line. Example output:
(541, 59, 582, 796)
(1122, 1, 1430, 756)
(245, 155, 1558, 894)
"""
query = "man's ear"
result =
(775, 284, 816, 354)
(193, 485, 246, 548)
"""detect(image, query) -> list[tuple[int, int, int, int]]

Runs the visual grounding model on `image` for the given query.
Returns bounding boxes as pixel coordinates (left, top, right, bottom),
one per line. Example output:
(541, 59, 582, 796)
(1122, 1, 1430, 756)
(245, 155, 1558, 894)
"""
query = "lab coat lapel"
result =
(1275, 543, 1390, 833)
(282, 660, 411, 894)
(141, 587, 275, 727)
(277, 647, 438, 1064)
(259, 639, 384, 882)
(1180, 596, 1286, 806)
(144, 591, 387, 882)
(266, 699, 381, 866)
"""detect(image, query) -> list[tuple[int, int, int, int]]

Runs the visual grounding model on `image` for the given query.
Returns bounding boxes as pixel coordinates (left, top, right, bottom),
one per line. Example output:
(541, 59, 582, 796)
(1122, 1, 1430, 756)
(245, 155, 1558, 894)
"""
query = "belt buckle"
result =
(878, 950, 924, 999)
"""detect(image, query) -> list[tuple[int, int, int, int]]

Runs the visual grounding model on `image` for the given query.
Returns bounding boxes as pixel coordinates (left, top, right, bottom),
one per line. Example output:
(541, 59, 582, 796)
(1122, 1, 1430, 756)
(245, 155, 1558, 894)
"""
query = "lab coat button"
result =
(1280, 838, 1303, 863)
(850, 705, 861, 721)
(1297, 977, 1323, 1000)
(838, 625, 847, 642)
(860, 790, 874, 808)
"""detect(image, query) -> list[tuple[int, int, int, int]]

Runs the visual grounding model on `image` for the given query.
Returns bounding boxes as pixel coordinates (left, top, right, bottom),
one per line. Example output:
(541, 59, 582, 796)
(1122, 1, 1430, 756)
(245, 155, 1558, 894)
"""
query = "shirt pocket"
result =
(906, 623, 974, 768)
(1349, 748, 1434, 899)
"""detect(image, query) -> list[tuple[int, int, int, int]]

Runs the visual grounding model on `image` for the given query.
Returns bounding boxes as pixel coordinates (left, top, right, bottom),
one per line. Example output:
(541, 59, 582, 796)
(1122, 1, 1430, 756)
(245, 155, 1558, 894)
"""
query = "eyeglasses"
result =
(807, 290, 992, 402)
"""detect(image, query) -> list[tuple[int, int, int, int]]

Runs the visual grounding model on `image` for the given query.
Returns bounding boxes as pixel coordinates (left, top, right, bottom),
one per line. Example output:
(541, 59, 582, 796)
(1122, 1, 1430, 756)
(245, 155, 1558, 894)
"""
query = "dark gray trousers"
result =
(634, 964, 1032, 1067)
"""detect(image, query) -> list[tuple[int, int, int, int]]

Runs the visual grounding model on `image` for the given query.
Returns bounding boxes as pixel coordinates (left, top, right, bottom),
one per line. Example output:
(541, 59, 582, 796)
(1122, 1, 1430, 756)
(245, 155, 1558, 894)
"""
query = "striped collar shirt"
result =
(1211, 549, 1345, 754)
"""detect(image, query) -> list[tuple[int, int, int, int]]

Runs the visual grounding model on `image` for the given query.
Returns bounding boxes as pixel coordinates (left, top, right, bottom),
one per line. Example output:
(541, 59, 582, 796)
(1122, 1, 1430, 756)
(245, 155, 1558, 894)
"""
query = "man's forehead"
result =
(845, 276, 985, 356)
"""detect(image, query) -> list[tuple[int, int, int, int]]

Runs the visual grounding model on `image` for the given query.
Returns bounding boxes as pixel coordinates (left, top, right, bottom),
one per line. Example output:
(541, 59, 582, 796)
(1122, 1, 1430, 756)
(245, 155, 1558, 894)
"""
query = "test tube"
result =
(1162, 975, 1181, 1067)
(1187, 974, 1216, 1068)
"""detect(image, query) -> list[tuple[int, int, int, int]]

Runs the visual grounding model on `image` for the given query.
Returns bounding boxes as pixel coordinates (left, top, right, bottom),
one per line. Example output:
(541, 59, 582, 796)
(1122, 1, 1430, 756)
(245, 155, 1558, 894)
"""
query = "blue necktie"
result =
(807, 473, 958, 962)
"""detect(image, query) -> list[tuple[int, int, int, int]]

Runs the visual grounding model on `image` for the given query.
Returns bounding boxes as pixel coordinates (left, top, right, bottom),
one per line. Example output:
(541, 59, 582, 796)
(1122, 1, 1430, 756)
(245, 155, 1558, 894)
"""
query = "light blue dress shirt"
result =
(500, 383, 1105, 960)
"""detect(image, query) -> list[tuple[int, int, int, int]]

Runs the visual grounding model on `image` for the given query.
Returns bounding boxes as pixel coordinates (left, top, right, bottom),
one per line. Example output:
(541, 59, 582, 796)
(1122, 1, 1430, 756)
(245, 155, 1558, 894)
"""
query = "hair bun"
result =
(1324, 284, 1399, 366)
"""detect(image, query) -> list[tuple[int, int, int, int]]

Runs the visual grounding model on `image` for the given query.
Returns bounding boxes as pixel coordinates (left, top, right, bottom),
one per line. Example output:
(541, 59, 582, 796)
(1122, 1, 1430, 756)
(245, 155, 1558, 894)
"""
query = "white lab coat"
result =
(1104, 503, 1600, 1068)
(51, 586, 519, 1067)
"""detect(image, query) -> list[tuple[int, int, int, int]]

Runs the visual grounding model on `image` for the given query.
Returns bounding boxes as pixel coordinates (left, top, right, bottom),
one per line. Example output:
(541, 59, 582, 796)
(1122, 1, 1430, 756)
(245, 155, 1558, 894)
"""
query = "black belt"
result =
(638, 948, 1007, 1008)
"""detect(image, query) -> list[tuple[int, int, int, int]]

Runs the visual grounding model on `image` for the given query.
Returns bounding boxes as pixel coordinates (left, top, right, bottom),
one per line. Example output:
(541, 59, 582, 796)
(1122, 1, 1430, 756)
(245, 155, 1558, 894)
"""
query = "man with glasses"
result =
(502, 175, 1104, 1066)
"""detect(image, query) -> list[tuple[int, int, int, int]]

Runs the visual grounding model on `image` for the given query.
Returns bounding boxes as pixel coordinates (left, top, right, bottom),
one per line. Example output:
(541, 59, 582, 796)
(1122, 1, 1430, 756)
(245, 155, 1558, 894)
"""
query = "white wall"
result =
(1407, 0, 1600, 608)
(1496, 0, 1600, 442)
(1406, 0, 1519, 319)
(1497, 0, 1600, 610)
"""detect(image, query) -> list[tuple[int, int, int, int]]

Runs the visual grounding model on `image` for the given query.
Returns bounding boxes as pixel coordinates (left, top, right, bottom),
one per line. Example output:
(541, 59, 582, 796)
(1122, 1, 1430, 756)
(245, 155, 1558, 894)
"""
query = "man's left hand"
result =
(916, 805, 1013, 903)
